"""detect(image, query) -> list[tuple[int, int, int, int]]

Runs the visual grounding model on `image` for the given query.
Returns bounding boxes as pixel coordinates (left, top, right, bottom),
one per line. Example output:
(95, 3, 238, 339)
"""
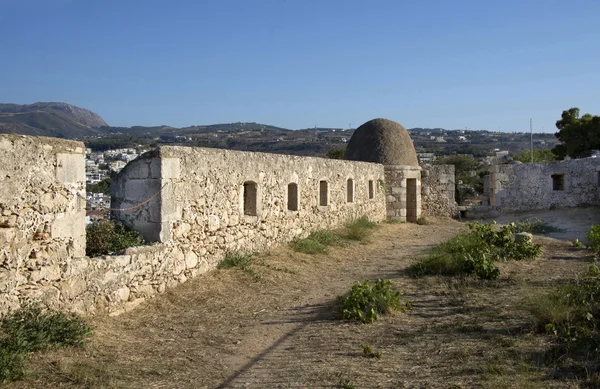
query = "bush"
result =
(217, 252, 254, 269)
(408, 222, 542, 280)
(344, 217, 377, 241)
(0, 304, 92, 384)
(586, 225, 600, 254)
(291, 230, 341, 254)
(86, 220, 146, 257)
(506, 218, 564, 234)
(337, 279, 411, 323)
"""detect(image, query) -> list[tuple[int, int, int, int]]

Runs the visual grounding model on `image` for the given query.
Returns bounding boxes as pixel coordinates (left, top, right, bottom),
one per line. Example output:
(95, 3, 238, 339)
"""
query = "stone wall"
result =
(488, 159, 600, 211)
(0, 135, 86, 313)
(420, 164, 458, 217)
(383, 165, 421, 222)
(113, 146, 387, 264)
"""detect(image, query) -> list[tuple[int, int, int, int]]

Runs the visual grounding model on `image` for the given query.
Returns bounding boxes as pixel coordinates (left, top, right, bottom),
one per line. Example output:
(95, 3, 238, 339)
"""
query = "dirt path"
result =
(11, 214, 597, 389)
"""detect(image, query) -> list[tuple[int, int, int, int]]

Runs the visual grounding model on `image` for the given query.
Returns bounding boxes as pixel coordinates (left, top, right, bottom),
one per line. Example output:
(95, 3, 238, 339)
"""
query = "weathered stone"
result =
(515, 232, 533, 244)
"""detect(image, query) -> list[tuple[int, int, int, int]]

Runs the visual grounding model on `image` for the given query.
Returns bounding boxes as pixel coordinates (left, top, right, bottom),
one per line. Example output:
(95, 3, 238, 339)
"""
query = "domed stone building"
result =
(345, 118, 422, 222)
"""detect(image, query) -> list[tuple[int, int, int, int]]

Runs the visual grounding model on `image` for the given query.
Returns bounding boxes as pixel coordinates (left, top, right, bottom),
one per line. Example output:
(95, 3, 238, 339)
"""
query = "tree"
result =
(552, 108, 600, 159)
(326, 147, 346, 159)
(513, 149, 557, 163)
(87, 178, 111, 195)
(436, 155, 484, 204)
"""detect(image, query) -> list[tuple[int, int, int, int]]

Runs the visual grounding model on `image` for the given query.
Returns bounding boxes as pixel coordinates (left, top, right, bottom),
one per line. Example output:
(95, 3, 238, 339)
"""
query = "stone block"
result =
(56, 153, 85, 184)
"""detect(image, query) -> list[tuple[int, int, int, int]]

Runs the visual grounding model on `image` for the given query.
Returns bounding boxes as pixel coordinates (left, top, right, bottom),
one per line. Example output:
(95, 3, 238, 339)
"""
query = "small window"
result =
(287, 183, 298, 211)
(347, 179, 354, 203)
(319, 180, 328, 206)
(552, 174, 565, 191)
(243, 181, 258, 215)
(368, 180, 374, 199)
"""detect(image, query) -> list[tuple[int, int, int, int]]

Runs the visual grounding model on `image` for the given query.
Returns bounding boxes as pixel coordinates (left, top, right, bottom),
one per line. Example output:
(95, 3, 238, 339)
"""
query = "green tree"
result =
(436, 155, 483, 204)
(86, 178, 111, 195)
(326, 147, 346, 159)
(552, 107, 600, 159)
(513, 148, 557, 163)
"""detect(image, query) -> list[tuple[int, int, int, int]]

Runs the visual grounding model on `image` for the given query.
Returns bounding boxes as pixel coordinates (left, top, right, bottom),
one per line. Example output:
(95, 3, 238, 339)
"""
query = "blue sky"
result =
(1, 0, 598, 132)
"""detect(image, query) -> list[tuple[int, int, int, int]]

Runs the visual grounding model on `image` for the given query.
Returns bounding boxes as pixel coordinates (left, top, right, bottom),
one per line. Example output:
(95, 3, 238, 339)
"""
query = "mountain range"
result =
(0, 102, 107, 138)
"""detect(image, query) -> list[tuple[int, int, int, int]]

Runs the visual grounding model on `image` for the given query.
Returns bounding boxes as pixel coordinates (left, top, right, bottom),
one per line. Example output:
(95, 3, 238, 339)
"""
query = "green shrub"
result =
(344, 216, 377, 241)
(291, 229, 341, 254)
(0, 304, 92, 384)
(408, 222, 542, 280)
(217, 252, 258, 278)
(586, 225, 600, 254)
(506, 218, 564, 234)
(86, 220, 145, 257)
(531, 261, 600, 343)
(337, 279, 411, 323)
(217, 252, 254, 269)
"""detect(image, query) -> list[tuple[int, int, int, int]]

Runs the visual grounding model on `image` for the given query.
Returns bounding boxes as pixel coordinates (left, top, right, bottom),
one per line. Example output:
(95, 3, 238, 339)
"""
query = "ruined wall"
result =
(383, 165, 421, 222)
(488, 159, 600, 211)
(420, 164, 458, 217)
(0, 135, 86, 313)
(113, 146, 386, 268)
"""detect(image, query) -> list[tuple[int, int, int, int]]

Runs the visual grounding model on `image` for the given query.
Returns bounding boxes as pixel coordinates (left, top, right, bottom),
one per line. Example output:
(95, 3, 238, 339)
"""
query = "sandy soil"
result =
(8, 210, 598, 389)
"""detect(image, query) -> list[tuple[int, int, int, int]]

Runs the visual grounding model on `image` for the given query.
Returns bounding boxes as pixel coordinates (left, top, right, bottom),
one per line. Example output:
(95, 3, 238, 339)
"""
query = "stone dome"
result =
(345, 118, 419, 166)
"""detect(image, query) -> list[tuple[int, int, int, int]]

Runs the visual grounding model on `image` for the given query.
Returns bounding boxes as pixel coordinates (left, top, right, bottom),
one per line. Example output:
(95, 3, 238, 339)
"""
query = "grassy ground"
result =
(5, 216, 597, 389)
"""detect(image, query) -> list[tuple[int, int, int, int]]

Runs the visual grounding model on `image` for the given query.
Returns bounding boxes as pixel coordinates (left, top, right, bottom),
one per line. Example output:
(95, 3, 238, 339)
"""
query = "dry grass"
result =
(6, 218, 597, 389)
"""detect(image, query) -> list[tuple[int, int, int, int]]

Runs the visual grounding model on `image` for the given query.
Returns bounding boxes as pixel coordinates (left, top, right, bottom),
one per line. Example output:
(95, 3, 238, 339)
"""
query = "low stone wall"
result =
(421, 164, 458, 217)
(0, 135, 86, 313)
(488, 159, 600, 211)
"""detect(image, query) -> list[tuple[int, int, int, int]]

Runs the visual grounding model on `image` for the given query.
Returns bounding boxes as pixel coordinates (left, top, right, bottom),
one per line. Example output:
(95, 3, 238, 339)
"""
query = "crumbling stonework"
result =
(420, 164, 458, 217)
(0, 135, 86, 313)
(487, 159, 600, 211)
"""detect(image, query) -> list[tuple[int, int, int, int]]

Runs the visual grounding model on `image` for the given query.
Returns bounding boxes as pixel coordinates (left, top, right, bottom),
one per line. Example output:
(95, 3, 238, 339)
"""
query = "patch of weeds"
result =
(360, 343, 382, 359)
(290, 229, 341, 254)
(571, 239, 585, 248)
(260, 263, 298, 274)
(339, 378, 355, 389)
(528, 260, 600, 384)
(344, 216, 377, 241)
(506, 218, 565, 234)
(337, 279, 411, 323)
(408, 222, 542, 280)
(0, 303, 92, 384)
(86, 220, 146, 257)
(217, 252, 258, 278)
(586, 225, 600, 254)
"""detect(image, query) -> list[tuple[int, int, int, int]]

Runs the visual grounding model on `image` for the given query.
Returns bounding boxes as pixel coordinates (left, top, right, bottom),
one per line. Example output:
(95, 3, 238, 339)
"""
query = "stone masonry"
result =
(420, 164, 458, 217)
(487, 158, 600, 211)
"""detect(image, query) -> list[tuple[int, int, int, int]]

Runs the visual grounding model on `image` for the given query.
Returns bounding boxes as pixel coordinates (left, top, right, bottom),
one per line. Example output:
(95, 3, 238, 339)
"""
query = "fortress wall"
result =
(114, 146, 387, 269)
(0, 135, 86, 313)
(488, 158, 600, 211)
(420, 164, 458, 217)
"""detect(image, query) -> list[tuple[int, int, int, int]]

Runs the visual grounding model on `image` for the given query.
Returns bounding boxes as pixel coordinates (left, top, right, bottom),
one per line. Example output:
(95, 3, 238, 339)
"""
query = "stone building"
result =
(485, 158, 600, 211)
(345, 118, 456, 221)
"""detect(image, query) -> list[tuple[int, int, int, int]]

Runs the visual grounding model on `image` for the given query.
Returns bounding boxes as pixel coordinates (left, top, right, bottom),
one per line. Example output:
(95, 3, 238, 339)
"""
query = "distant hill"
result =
(0, 102, 107, 138)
